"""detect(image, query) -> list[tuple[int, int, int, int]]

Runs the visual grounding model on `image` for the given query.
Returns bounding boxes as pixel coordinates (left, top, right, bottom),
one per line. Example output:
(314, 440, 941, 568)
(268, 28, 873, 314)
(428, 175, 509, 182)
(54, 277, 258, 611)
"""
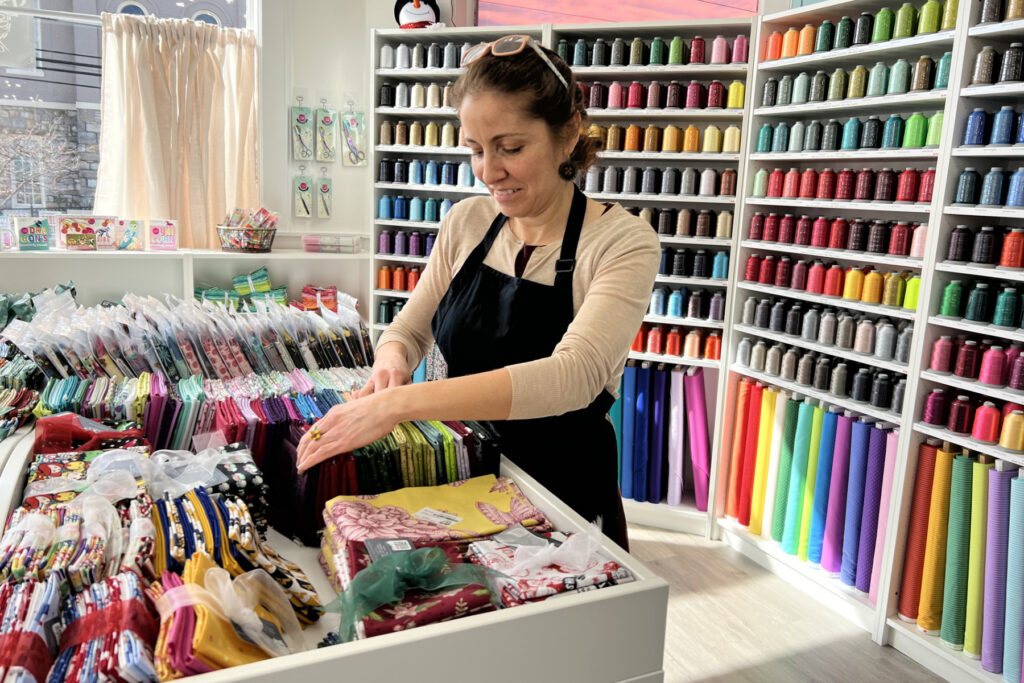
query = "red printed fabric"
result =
(0, 631, 52, 683)
(320, 538, 495, 639)
(58, 596, 158, 652)
(467, 540, 634, 606)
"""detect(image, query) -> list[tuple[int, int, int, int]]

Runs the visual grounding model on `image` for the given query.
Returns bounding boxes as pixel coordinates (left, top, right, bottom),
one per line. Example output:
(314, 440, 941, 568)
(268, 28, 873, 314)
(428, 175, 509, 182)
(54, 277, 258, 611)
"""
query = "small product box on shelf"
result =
(14, 217, 51, 251)
(115, 219, 144, 251)
(0, 216, 13, 250)
(147, 219, 179, 250)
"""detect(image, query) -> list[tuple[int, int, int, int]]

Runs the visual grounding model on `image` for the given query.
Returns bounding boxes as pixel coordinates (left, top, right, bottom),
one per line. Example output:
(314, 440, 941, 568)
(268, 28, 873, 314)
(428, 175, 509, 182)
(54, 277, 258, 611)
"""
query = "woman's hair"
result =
(450, 41, 598, 173)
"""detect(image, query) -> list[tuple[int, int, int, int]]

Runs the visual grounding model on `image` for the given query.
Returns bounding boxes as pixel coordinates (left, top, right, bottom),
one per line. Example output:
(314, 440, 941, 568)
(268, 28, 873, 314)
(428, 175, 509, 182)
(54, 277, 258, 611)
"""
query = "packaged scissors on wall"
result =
(291, 104, 313, 161)
(341, 110, 367, 167)
(316, 175, 332, 218)
(293, 174, 313, 218)
(315, 105, 337, 162)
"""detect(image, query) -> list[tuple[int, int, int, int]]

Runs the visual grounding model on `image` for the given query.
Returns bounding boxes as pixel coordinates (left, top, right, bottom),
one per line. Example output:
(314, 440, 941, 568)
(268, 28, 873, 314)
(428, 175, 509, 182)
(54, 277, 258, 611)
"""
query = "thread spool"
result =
(813, 356, 833, 391)
(807, 260, 827, 293)
(831, 362, 850, 397)
(855, 318, 876, 353)
(797, 352, 816, 386)
(837, 314, 856, 348)
(981, 346, 1008, 386)
(922, 388, 948, 425)
(965, 282, 991, 322)
(764, 343, 783, 376)
(999, 411, 1024, 451)
(955, 340, 981, 378)
(862, 270, 884, 303)
(842, 268, 866, 300)
(852, 368, 873, 401)
(995, 288, 1020, 327)
(883, 272, 906, 307)
(770, 300, 787, 332)
(795, 215, 813, 245)
(855, 168, 876, 201)
(972, 402, 1002, 443)
(792, 260, 809, 290)
(781, 348, 799, 380)
(875, 323, 898, 360)
(871, 373, 892, 408)
(947, 395, 973, 434)
(818, 311, 838, 345)
(848, 65, 868, 99)
(823, 264, 845, 297)
(802, 307, 821, 341)
(779, 214, 797, 243)
(896, 325, 913, 363)
(786, 303, 804, 335)
(737, 338, 753, 367)
(1011, 355, 1024, 390)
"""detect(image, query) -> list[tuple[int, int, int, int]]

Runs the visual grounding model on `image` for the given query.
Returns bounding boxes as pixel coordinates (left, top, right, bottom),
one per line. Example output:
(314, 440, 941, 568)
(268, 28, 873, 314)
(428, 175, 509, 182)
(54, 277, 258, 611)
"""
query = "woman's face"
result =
(459, 90, 574, 219)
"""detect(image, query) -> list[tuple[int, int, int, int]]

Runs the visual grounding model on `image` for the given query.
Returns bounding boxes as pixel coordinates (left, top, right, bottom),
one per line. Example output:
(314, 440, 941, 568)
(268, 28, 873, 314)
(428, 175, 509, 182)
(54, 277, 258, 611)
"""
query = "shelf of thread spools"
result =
(629, 326, 723, 368)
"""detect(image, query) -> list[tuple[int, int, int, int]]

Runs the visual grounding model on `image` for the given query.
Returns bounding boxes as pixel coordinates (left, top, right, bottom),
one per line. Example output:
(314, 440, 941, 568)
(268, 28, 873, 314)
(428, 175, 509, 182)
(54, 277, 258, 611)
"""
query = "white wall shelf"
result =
(928, 315, 1024, 343)
(750, 149, 940, 162)
(945, 205, 1024, 219)
(375, 253, 430, 265)
(586, 108, 745, 121)
(887, 619, 1005, 683)
(659, 235, 732, 247)
(740, 240, 924, 268)
(374, 67, 464, 79)
(655, 274, 729, 288)
(952, 146, 1024, 158)
(572, 64, 748, 78)
(912, 421, 1024, 468)
(628, 351, 720, 367)
(622, 498, 708, 536)
(373, 288, 413, 299)
(374, 219, 441, 230)
(377, 144, 472, 156)
(375, 106, 458, 118)
(968, 17, 1024, 38)
(588, 191, 736, 205)
(372, 323, 390, 332)
(918, 369, 1024, 406)
(643, 314, 725, 329)
(756, 30, 956, 71)
(737, 281, 918, 320)
(734, 323, 910, 374)
(753, 90, 948, 118)
(375, 182, 488, 196)
(960, 82, 1024, 101)
(733, 363, 902, 424)
(935, 260, 1024, 283)
(745, 197, 932, 215)
(597, 151, 742, 162)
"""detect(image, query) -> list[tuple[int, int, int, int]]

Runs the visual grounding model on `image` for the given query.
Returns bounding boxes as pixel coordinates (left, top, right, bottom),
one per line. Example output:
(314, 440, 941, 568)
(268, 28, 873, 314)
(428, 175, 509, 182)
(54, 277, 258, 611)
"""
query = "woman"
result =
(297, 35, 660, 549)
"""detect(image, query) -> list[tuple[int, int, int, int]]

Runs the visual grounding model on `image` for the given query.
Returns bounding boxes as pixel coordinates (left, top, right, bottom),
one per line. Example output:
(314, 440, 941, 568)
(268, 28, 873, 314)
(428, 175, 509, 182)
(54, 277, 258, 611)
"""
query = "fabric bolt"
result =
(854, 426, 888, 592)
(1004, 477, 1024, 681)
(939, 455, 975, 649)
(648, 367, 668, 503)
(738, 383, 765, 526)
(783, 400, 815, 555)
(797, 406, 825, 561)
(621, 363, 637, 498)
(868, 430, 899, 604)
(772, 398, 802, 543)
(760, 390, 789, 539)
(633, 364, 652, 502)
(807, 409, 838, 564)
(840, 419, 871, 586)
(899, 442, 939, 621)
(667, 368, 686, 506)
(983, 467, 1015, 672)
(727, 380, 753, 518)
(964, 460, 994, 657)
(917, 445, 956, 633)
(749, 388, 777, 535)
(822, 414, 853, 573)
(684, 368, 712, 511)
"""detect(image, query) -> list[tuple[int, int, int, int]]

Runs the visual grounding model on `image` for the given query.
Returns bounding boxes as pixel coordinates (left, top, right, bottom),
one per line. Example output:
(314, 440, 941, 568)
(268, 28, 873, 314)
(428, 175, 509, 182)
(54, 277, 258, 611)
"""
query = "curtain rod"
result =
(0, 6, 103, 26)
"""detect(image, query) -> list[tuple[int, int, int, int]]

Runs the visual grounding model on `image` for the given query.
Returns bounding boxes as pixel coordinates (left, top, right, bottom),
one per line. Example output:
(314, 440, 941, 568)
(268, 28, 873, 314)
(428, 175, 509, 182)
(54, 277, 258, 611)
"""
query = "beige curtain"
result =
(94, 13, 258, 249)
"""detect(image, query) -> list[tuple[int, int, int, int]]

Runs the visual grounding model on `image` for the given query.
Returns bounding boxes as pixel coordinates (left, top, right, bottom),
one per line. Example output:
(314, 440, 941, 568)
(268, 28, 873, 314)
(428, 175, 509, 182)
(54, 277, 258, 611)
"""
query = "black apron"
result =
(431, 186, 628, 549)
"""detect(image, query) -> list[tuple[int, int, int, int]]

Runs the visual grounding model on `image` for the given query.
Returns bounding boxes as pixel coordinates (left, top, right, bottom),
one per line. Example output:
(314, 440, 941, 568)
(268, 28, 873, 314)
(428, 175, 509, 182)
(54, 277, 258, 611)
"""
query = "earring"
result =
(558, 160, 577, 180)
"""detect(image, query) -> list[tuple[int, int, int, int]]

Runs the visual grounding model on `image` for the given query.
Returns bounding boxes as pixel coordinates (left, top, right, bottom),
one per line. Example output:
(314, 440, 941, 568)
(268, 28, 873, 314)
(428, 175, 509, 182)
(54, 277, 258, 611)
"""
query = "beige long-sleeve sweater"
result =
(377, 195, 661, 420)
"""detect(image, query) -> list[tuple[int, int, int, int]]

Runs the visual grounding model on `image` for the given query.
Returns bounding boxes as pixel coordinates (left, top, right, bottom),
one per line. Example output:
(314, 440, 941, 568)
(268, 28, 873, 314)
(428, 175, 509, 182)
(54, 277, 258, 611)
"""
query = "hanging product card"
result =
(316, 108, 338, 162)
(316, 177, 333, 218)
(294, 175, 313, 218)
(147, 219, 179, 250)
(60, 216, 106, 250)
(292, 106, 313, 161)
(94, 216, 117, 249)
(116, 219, 144, 251)
(65, 232, 97, 251)
(15, 217, 51, 251)
(0, 216, 14, 250)
(341, 112, 367, 167)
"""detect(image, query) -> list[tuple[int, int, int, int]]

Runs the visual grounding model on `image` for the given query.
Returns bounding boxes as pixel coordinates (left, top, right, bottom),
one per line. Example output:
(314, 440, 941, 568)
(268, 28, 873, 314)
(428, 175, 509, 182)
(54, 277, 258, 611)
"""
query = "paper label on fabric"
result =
(493, 524, 556, 548)
(365, 537, 414, 562)
(413, 507, 462, 527)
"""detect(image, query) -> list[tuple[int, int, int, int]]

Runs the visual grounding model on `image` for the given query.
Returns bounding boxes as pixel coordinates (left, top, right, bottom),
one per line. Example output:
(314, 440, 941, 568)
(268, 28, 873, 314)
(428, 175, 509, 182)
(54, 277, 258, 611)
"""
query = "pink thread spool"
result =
(972, 401, 1002, 443)
(749, 213, 765, 240)
(783, 168, 801, 198)
(744, 254, 762, 281)
(811, 216, 830, 246)
(778, 214, 796, 243)
(711, 35, 730, 64)
(817, 170, 837, 200)
(981, 346, 1008, 386)
(918, 168, 936, 203)
(795, 215, 813, 245)
(646, 81, 664, 108)
(823, 264, 845, 297)
(627, 81, 645, 108)
(910, 222, 927, 258)
(791, 260, 809, 290)
(922, 388, 948, 425)
(690, 36, 706, 64)
(732, 35, 749, 63)
(807, 260, 826, 294)
(947, 395, 973, 433)
(763, 213, 780, 241)
(775, 256, 793, 287)
(767, 169, 785, 197)
(829, 218, 849, 249)
(685, 81, 705, 108)
(1005, 343, 1023, 385)
(799, 170, 819, 199)
(607, 81, 625, 108)
(1010, 354, 1024, 390)
(930, 336, 954, 372)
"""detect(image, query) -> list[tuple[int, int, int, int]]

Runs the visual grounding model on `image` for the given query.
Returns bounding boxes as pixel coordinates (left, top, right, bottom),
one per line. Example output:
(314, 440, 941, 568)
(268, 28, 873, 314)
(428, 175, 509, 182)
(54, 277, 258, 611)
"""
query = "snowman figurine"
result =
(395, 0, 442, 28)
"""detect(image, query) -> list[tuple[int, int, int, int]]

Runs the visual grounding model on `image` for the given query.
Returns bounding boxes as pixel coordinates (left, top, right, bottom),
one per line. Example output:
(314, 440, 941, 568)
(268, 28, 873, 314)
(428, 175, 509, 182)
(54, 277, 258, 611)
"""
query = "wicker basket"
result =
(217, 225, 277, 253)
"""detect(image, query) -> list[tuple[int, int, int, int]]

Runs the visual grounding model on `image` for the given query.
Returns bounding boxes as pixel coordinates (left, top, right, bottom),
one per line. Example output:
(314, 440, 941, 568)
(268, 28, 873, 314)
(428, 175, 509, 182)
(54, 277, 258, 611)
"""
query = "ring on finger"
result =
(309, 425, 322, 441)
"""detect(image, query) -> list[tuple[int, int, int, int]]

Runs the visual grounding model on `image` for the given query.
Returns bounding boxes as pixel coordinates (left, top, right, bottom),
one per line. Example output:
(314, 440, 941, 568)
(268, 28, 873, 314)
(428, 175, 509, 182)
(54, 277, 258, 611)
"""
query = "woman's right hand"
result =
(355, 342, 412, 397)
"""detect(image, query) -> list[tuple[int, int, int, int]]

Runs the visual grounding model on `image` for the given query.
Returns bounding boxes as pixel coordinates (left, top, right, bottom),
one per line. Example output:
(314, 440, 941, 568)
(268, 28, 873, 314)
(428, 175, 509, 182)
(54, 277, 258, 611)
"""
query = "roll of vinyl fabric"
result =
(898, 441, 939, 621)
(749, 388, 777, 536)
(632, 364, 651, 502)
(822, 413, 854, 573)
(727, 379, 753, 518)
(1003, 477, 1024, 681)
(684, 367, 711, 511)
(798, 406, 825, 561)
(840, 419, 872, 586)
(939, 455, 976, 648)
(983, 467, 1015, 673)
(667, 368, 686, 506)
(783, 400, 815, 555)
(917, 445, 956, 633)
(621, 363, 637, 498)
(762, 390, 789, 539)
(964, 460, 994, 658)
(869, 430, 900, 604)
(1007, 475, 1024, 680)
(771, 398, 801, 543)
(808, 409, 838, 564)
(648, 366, 668, 503)
(413, 358, 427, 383)
(611, 379, 623, 481)
(855, 425, 889, 592)
(738, 383, 764, 526)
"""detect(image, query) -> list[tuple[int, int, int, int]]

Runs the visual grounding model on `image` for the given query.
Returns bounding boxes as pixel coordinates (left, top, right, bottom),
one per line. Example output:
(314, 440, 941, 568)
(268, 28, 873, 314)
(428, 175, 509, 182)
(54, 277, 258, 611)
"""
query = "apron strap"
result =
(553, 185, 588, 291)
(461, 211, 509, 274)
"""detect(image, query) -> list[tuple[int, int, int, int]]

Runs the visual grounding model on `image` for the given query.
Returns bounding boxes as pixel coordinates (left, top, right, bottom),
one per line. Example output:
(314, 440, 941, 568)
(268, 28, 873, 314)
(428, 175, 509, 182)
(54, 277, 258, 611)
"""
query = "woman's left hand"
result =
(296, 392, 398, 473)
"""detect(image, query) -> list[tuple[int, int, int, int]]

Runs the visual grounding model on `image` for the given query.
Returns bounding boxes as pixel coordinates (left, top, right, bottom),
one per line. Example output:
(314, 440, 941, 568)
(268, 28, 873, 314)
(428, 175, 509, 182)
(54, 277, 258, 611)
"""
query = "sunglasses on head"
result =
(461, 34, 570, 91)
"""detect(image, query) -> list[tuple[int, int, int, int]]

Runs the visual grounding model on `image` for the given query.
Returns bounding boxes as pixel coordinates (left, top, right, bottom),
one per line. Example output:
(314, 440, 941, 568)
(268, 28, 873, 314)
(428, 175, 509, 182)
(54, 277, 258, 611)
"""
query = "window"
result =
(193, 11, 220, 25)
(9, 155, 45, 209)
(117, 2, 147, 15)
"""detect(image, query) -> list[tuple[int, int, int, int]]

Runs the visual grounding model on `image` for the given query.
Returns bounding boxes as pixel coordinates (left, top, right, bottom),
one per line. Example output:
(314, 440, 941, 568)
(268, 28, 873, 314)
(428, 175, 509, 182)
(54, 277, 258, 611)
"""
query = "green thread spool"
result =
(941, 0, 960, 30)
(940, 279, 964, 317)
(847, 65, 868, 98)
(903, 112, 927, 147)
(669, 36, 685, 65)
(965, 283, 991, 322)
(809, 71, 829, 102)
(936, 51, 953, 88)
(867, 61, 889, 96)
(882, 114, 904, 148)
(557, 39, 569, 62)
(789, 121, 806, 153)
(772, 122, 791, 152)
(834, 16, 854, 49)
(649, 37, 665, 65)
(919, 0, 942, 33)
(778, 75, 794, 106)
(816, 20, 835, 52)
(752, 168, 769, 197)
(995, 287, 1019, 327)
(894, 3, 918, 38)
(926, 112, 945, 146)
(757, 124, 773, 153)
(828, 68, 849, 100)
(841, 118, 862, 150)
(888, 59, 912, 94)
(630, 37, 645, 65)
(904, 275, 922, 310)
(793, 72, 811, 104)
(872, 7, 895, 42)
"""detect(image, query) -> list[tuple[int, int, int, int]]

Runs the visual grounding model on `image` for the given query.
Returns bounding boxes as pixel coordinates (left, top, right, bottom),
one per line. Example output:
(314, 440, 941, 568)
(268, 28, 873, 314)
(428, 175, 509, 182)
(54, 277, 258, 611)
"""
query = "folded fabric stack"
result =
(0, 339, 44, 444)
(0, 575, 61, 682)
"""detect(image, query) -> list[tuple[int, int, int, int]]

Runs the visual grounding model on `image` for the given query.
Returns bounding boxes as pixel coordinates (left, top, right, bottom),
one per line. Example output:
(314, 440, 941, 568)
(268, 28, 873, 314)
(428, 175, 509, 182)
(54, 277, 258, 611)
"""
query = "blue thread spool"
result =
(1008, 168, 1024, 207)
(650, 287, 667, 316)
(425, 160, 439, 185)
(792, 71, 811, 104)
(409, 197, 424, 222)
(712, 251, 729, 279)
(841, 117, 862, 150)
(804, 120, 823, 151)
(424, 197, 438, 222)
(394, 195, 409, 220)
(441, 161, 456, 185)
(772, 122, 790, 152)
(1017, 112, 1024, 144)
(409, 159, 423, 184)
(573, 38, 588, 66)
(789, 121, 806, 153)
(882, 114, 904, 148)
(458, 162, 473, 187)
(980, 167, 1005, 205)
(642, 167, 660, 194)
(964, 108, 988, 146)
(992, 106, 1016, 145)
(393, 159, 408, 184)
(955, 167, 980, 204)
(668, 289, 685, 317)
(440, 199, 454, 219)
(425, 232, 436, 255)
(378, 194, 393, 219)
(757, 124, 773, 153)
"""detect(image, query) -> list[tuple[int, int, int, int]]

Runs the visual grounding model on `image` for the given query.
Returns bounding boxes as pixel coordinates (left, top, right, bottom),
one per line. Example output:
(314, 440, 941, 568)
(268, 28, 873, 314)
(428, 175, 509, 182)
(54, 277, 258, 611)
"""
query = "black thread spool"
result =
(672, 249, 688, 276)
(770, 300, 788, 332)
(813, 356, 833, 391)
(947, 225, 973, 261)
(786, 304, 804, 336)
(658, 209, 676, 235)
(852, 368, 873, 401)
(972, 226, 997, 264)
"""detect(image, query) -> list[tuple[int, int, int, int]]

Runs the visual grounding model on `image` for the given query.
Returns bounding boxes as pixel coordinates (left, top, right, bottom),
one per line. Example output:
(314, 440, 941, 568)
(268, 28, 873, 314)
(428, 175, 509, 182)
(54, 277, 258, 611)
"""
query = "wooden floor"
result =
(627, 524, 943, 683)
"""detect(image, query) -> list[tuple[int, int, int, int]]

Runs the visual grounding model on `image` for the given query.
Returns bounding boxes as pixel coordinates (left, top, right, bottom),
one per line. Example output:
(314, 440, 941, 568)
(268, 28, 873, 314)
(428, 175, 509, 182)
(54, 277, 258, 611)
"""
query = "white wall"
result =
(259, 0, 470, 237)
